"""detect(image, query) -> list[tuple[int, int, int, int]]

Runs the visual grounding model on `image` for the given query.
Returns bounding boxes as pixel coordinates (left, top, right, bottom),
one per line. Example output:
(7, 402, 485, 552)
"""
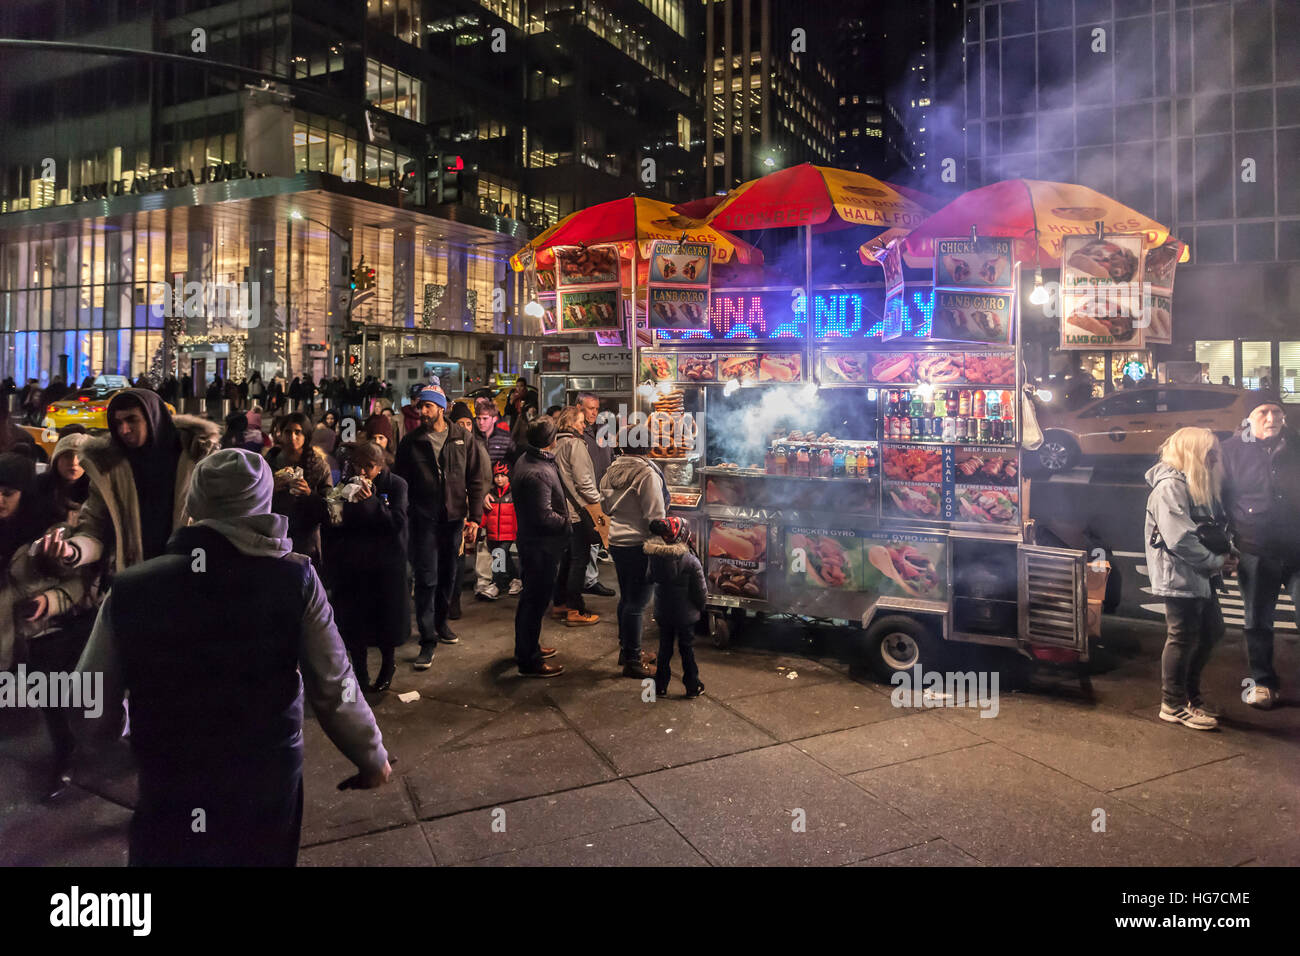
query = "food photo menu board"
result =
(556, 244, 623, 331)
(928, 237, 1016, 344)
(1059, 233, 1145, 349)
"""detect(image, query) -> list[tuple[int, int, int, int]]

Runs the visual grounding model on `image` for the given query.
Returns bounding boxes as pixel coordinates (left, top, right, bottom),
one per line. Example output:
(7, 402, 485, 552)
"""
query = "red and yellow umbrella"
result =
(509, 195, 762, 273)
(859, 179, 1189, 267)
(699, 163, 931, 233)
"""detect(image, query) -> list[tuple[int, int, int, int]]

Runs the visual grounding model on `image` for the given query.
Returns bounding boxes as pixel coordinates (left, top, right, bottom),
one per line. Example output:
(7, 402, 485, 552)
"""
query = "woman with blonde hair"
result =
(1144, 426, 1237, 730)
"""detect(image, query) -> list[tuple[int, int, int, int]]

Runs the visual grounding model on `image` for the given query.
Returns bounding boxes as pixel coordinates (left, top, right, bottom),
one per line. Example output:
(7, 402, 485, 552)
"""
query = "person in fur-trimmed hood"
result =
(644, 515, 707, 699)
(34, 388, 219, 577)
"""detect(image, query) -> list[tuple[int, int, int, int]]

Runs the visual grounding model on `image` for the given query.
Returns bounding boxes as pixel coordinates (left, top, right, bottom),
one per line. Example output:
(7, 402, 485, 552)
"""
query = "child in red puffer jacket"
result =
(482, 461, 521, 594)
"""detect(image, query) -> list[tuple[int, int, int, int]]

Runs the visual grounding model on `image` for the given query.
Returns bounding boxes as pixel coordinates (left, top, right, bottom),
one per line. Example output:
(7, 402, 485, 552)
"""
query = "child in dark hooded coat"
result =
(644, 515, 706, 699)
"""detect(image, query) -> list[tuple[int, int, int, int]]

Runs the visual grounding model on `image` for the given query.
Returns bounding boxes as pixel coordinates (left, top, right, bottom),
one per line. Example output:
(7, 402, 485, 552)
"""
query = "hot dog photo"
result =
(868, 352, 916, 383)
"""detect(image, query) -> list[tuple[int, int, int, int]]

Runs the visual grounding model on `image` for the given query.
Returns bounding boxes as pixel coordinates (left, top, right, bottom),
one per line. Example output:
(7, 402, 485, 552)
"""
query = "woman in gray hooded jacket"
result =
(1143, 426, 1236, 731)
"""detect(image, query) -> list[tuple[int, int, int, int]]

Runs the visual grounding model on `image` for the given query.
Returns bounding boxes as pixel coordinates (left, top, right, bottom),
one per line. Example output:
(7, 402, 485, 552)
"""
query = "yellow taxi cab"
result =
(460, 377, 536, 418)
(1031, 384, 1254, 474)
(42, 375, 175, 432)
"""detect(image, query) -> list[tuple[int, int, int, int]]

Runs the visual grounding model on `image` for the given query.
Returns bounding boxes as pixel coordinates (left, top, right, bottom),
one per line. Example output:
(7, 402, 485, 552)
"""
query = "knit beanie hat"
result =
(649, 515, 686, 544)
(50, 432, 90, 471)
(526, 417, 557, 450)
(492, 460, 510, 477)
(1247, 389, 1284, 416)
(416, 376, 447, 408)
(0, 452, 35, 494)
(362, 414, 395, 446)
(186, 448, 273, 520)
(449, 401, 473, 424)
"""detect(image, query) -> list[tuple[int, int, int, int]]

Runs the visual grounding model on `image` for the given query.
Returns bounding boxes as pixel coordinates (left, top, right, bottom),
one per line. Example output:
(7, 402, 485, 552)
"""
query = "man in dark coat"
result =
(75, 448, 391, 866)
(1221, 392, 1300, 709)
(394, 379, 488, 667)
(511, 417, 567, 678)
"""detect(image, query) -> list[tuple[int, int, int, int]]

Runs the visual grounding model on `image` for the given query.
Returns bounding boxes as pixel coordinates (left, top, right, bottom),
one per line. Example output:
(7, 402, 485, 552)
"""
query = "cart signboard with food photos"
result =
(647, 240, 713, 332)
(1059, 233, 1148, 349)
(556, 243, 623, 331)
(929, 237, 1016, 344)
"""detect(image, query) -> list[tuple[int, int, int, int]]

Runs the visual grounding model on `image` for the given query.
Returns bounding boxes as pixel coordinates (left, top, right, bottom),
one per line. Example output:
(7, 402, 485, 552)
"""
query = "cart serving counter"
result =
(634, 282, 1091, 679)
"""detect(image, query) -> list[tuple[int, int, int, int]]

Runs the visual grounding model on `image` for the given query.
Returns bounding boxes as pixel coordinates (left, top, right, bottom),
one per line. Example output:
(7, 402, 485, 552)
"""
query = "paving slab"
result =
(935, 694, 1242, 792)
(299, 824, 436, 866)
(723, 678, 903, 741)
(676, 646, 846, 700)
(445, 701, 570, 749)
(852, 838, 983, 866)
(633, 744, 928, 866)
(796, 711, 988, 775)
(853, 742, 1216, 866)
(546, 680, 774, 775)
(403, 729, 617, 819)
(300, 718, 421, 846)
(0, 782, 130, 866)
(422, 779, 658, 864)
(461, 819, 709, 867)
(1112, 755, 1300, 867)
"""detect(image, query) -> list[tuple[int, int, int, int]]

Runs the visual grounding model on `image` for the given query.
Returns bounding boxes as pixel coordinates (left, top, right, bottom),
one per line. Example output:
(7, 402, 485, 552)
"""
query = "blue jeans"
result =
(410, 516, 464, 647)
(1161, 596, 1224, 708)
(1237, 551, 1300, 689)
(610, 545, 653, 658)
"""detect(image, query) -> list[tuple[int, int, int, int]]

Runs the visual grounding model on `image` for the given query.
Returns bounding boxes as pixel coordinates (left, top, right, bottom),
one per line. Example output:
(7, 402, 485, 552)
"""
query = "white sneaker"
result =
(475, 584, 500, 601)
(1188, 695, 1221, 718)
(1159, 702, 1219, 730)
(508, 579, 523, 595)
(1245, 685, 1277, 710)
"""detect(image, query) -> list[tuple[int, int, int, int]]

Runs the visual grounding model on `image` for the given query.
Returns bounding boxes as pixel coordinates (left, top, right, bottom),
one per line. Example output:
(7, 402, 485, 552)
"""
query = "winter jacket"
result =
(554, 431, 600, 523)
(266, 444, 334, 560)
(582, 421, 613, 483)
(599, 454, 669, 547)
(1, 520, 101, 663)
(482, 484, 518, 542)
(512, 449, 569, 542)
(321, 468, 409, 571)
(1143, 462, 1228, 599)
(394, 423, 489, 524)
(645, 537, 708, 629)
(1221, 426, 1300, 561)
(68, 411, 220, 574)
(478, 419, 515, 464)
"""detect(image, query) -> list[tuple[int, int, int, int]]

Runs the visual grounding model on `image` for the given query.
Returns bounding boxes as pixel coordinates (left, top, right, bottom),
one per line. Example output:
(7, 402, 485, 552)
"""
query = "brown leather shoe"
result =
(519, 662, 565, 678)
(549, 605, 568, 620)
(618, 650, 657, 667)
(540, 646, 557, 659)
(622, 661, 656, 679)
(565, 609, 600, 627)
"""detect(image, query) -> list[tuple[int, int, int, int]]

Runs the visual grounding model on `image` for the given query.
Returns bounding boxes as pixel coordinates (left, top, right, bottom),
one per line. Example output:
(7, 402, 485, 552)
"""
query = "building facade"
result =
(702, 0, 836, 195)
(0, 0, 704, 389)
(962, 0, 1300, 398)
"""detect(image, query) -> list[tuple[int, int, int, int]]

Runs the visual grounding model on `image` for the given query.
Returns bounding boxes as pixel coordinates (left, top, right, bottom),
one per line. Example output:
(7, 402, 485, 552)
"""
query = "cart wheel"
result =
(862, 615, 938, 682)
(711, 614, 731, 649)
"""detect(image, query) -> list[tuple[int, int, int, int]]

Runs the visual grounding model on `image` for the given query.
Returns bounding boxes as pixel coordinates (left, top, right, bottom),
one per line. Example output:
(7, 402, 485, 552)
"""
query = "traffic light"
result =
(351, 257, 376, 291)
(439, 153, 463, 204)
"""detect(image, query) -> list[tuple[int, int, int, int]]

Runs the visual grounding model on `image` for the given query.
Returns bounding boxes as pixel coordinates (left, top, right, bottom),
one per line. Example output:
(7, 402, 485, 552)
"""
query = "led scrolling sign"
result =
(653, 288, 937, 342)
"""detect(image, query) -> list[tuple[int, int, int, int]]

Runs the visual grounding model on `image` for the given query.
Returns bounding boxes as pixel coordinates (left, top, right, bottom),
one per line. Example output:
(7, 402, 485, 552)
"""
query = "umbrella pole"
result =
(630, 245, 639, 410)
(804, 224, 813, 381)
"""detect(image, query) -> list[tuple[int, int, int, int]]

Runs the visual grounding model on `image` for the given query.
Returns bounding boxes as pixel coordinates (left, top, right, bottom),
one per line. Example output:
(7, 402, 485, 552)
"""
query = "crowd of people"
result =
(3, 371, 395, 426)
(2, 365, 1294, 864)
(0, 367, 710, 865)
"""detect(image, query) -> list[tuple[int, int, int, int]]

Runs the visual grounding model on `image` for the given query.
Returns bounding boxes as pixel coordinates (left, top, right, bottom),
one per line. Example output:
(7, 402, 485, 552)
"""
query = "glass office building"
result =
(963, 0, 1300, 398)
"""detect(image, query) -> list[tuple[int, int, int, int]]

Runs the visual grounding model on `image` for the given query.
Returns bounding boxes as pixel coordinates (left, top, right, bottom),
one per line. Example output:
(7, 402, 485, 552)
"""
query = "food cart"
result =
(633, 270, 1092, 679)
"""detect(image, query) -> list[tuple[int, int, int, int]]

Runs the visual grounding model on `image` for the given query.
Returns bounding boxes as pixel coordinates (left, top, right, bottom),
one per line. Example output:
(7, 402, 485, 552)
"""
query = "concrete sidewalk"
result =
(2, 576, 1297, 867)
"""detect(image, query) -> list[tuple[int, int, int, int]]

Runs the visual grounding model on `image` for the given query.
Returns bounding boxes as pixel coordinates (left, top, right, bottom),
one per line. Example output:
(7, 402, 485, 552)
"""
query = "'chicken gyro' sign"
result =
(647, 240, 713, 331)
(556, 244, 622, 332)
(929, 237, 1015, 345)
